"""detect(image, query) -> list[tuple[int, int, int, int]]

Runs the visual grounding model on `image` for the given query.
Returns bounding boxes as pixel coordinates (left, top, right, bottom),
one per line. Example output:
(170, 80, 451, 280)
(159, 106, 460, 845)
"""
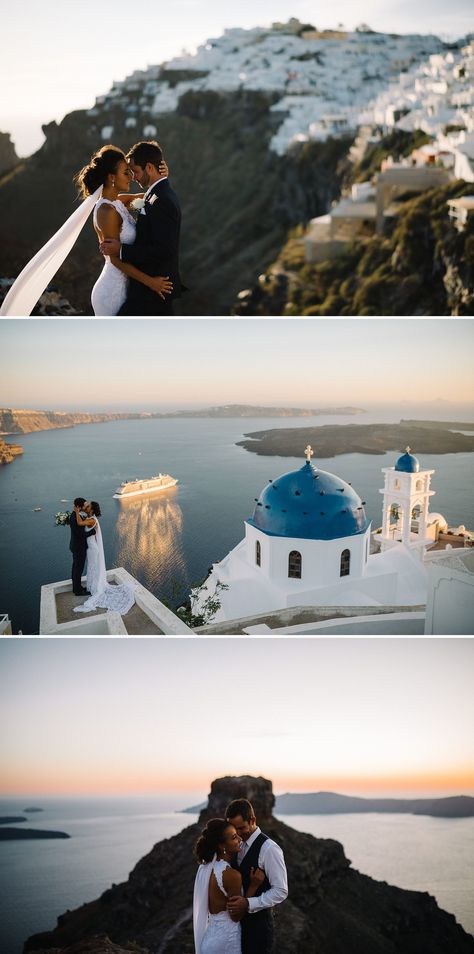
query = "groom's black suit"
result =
(118, 178, 182, 316)
(69, 512, 95, 595)
(232, 833, 274, 954)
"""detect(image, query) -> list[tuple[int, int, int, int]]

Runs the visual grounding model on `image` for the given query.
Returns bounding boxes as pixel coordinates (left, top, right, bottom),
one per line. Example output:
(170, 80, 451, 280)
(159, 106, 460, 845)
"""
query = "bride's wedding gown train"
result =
(196, 859, 241, 954)
(73, 517, 135, 615)
(91, 198, 136, 316)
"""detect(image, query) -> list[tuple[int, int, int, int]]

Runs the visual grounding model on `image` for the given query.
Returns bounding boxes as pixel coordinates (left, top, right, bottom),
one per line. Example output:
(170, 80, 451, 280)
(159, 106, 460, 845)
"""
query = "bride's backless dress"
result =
(195, 858, 241, 954)
(91, 198, 136, 315)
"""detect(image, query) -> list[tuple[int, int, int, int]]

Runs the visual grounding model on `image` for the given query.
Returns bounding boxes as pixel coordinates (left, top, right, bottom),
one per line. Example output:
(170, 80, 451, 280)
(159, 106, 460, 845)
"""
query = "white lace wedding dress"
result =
(194, 859, 241, 954)
(91, 199, 136, 315)
(73, 517, 135, 615)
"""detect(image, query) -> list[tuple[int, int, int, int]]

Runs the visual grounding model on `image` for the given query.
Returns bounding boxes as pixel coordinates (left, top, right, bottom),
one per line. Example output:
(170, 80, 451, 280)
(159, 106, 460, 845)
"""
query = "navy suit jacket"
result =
(119, 178, 182, 314)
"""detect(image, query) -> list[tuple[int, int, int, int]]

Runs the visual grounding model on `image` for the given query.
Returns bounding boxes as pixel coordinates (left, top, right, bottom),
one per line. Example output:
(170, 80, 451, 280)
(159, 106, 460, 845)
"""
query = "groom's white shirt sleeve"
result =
(241, 828, 288, 913)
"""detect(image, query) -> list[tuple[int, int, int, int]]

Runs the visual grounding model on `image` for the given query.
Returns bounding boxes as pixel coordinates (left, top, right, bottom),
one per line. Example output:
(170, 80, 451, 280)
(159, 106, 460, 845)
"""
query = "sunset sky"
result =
(2, 0, 473, 155)
(1, 638, 473, 799)
(2, 319, 474, 411)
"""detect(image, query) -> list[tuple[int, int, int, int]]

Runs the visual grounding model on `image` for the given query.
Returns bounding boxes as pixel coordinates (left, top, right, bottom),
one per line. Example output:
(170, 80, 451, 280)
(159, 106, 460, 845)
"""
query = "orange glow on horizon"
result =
(2, 768, 474, 799)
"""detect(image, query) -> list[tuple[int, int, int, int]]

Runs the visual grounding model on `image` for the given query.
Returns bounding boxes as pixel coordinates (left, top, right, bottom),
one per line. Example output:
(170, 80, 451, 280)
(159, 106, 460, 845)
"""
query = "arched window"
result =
(256, 540, 261, 567)
(288, 550, 302, 579)
(394, 478, 401, 490)
(340, 549, 351, 577)
(416, 480, 423, 491)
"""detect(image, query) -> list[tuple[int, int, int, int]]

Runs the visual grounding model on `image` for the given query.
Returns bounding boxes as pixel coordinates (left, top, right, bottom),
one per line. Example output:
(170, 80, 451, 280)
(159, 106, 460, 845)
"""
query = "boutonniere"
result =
(148, 194, 158, 206)
(130, 198, 146, 212)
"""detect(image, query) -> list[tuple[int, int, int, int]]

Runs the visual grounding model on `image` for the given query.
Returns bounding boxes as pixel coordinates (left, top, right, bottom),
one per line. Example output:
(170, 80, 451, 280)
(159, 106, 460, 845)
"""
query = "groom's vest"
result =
(232, 832, 274, 954)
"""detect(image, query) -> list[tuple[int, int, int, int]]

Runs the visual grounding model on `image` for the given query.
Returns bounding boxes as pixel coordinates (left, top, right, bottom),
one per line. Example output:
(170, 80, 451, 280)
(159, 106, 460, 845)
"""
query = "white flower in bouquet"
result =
(55, 511, 70, 526)
(130, 197, 146, 212)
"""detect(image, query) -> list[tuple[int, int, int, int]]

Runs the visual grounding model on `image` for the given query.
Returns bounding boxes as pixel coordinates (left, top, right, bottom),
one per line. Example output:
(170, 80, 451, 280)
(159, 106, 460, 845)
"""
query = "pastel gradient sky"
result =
(1, 639, 473, 799)
(2, 1, 473, 155)
(2, 319, 474, 411)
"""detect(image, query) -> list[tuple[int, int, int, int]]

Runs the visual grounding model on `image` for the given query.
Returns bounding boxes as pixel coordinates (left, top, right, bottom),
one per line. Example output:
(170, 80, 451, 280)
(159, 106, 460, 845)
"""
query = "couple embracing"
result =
(69, 497, 134, 615)
(194, 798, 288, 954)
(0, 139, 183, 317)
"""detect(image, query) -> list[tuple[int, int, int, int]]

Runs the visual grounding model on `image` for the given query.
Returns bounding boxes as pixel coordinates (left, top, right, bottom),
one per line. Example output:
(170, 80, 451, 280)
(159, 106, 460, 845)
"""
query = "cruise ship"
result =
(113, 473, 178, 499)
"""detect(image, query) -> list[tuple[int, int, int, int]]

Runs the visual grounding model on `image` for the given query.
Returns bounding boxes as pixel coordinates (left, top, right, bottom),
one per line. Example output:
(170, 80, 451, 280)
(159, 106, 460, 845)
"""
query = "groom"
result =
(69, 498, 95, 596)
(226, 798, 288, 954)
(100, 140, 183, 316)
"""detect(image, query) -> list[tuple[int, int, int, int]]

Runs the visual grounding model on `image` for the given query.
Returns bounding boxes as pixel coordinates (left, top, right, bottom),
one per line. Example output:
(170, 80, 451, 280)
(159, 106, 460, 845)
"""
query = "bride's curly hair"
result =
(75, 145, 126, 198)
(90, 501, 102, 517)
(194, 818, 230, 864)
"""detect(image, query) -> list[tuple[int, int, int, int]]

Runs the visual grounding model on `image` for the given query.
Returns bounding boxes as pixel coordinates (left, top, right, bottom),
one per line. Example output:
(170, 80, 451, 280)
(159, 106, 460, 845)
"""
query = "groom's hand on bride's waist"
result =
(100, 238, 121, 257)
(227, 896, 249, 921)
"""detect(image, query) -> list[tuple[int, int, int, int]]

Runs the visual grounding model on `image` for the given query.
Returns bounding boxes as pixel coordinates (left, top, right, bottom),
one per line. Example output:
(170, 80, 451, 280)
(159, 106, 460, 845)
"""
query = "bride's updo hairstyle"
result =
(75, 145, 125, 198)
(194, 818, 230, 864)
(90, 501, 102, 517)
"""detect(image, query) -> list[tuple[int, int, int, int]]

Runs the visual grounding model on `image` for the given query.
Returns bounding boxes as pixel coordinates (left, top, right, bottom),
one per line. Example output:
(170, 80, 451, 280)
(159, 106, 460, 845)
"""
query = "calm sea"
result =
(0, 796, 472, 954)
(1, 408, 474, 633)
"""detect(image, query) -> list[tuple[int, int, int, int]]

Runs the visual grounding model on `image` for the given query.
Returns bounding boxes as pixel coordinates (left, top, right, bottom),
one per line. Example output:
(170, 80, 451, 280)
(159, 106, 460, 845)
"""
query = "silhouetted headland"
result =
(183, 791, 474, 818)
(238, 421, 474, 457)
(25, 775, 474, 954)
(0, 828, 70, 840)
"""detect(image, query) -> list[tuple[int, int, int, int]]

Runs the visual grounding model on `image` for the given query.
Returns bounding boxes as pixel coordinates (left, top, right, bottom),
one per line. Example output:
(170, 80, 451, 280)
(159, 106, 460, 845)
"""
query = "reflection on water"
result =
(112, 491, 188, 596)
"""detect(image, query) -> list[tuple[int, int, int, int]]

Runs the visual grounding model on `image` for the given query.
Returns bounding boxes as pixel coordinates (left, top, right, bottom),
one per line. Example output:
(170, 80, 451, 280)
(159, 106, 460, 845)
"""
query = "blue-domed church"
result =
(193, 446, 443, 624)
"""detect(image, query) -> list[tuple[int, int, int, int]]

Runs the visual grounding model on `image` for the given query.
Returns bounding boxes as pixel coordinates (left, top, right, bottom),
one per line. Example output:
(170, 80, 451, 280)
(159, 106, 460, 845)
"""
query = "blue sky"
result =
(1, 0, 472, 155)
(1, 638, 473, 796)
(1, 318, 474, 410)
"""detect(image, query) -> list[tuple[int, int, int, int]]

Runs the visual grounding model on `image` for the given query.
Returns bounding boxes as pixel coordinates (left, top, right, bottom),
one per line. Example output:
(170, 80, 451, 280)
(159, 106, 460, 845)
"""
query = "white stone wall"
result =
(244, 521, 370, 590)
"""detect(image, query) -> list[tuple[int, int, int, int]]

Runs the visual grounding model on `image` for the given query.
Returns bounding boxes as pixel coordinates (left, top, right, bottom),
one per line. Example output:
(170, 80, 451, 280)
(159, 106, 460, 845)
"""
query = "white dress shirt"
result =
(144, 176, 168, 201)
(238, 826, 288, 913)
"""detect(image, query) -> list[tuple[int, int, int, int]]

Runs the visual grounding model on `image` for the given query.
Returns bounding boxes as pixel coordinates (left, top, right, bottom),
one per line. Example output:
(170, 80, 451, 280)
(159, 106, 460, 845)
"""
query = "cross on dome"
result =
(305, 444, 314, 462)
(406, 446, 411, 454)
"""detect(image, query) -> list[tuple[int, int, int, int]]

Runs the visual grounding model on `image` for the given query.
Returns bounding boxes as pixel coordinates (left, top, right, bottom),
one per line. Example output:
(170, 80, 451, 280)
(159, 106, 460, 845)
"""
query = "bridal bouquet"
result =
(55, 511, 70, 526)
(129, 197, 146, 213)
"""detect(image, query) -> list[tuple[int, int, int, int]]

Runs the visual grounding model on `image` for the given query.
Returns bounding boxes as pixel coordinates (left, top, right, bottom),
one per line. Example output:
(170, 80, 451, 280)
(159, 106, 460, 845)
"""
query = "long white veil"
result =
(0, 185, 102, 317)
(193, 858, 213, 954)
(74, 515, 135, 616)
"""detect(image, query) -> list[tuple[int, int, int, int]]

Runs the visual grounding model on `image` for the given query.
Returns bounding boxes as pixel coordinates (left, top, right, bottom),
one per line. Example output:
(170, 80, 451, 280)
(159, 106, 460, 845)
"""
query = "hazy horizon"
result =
(2, 1, 473, 156)
(2, 320, 474, 410)
(1, 639, 473, 800)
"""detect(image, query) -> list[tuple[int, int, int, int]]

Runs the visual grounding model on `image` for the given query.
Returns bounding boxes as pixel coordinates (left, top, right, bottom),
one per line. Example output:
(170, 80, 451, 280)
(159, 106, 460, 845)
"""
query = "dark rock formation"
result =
(0, 131, 20, 175)
(237, 421, 474, 458)
(25, 775, 474, 954)
(0, 815, 27, 824)
(0, 828, 70, 840)
(28, 940, 147, 954)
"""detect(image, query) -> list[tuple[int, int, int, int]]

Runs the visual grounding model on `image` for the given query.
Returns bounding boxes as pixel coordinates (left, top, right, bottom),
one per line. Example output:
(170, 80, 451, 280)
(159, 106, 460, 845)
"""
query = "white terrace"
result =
(39, 568, 193, 636)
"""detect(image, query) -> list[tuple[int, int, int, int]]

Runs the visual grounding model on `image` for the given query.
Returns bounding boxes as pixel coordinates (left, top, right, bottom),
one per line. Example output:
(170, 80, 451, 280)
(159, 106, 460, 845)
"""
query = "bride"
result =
(76, 145, 173, 315)
(193, 818, 264, 954)
(0, 144, 173, 316)
(73, 501, 135, 615)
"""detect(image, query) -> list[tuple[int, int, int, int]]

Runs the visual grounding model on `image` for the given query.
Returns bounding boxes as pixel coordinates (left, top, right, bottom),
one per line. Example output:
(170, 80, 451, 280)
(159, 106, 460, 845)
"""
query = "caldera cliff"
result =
(26, 775, 474, 954)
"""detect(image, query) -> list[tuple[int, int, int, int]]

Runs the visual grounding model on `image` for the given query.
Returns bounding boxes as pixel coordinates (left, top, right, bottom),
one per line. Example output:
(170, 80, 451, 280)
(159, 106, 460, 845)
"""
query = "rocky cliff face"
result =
(0, 408, 146, 435)
(0, 131, 20, 175)
(0, 438, 23, 464)
(26, 775, 474, 954)
(234, 179, 474, 316)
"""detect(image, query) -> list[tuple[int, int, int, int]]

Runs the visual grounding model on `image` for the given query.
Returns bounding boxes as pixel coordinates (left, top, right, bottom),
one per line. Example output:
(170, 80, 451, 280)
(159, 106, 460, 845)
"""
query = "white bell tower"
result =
(379, 448, 435, 557)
